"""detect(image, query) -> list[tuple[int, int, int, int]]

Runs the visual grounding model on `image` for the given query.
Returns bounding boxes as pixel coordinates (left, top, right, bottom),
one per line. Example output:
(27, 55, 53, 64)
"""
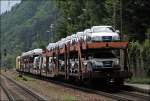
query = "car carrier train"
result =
(16, 26, 132, 84)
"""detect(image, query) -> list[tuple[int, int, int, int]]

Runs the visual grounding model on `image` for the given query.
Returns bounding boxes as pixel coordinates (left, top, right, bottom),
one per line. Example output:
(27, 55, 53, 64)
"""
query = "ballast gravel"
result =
(4, 70, 116, 101)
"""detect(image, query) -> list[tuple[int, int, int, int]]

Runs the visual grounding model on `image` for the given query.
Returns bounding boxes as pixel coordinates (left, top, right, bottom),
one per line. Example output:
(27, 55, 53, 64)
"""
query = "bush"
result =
(142, 40, 150, 76)
(129, 40, 150, 77)
(128, 41, 143, 76)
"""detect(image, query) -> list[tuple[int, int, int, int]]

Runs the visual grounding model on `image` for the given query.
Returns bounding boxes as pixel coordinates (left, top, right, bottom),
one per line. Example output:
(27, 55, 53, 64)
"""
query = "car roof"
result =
(77, 31, 83, 34)
(21, 49, 42, 57)
(91, 25, 112, 28)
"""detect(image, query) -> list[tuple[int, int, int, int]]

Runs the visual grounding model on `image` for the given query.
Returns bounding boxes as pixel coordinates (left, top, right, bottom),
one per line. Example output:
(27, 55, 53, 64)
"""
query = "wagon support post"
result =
(56, 49, 59, 75)
(124, 48, 128, 71)
(67, 43, 70, 80)
(40, 56, 43, 76)
(64, 45, 68, 80)
(46, 56, 49, 76)
(77, 41, 83, 80)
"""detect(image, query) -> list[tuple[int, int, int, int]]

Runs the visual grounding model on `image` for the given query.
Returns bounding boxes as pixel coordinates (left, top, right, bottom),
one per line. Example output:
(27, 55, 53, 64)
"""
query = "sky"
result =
(0, 0, 21, 14)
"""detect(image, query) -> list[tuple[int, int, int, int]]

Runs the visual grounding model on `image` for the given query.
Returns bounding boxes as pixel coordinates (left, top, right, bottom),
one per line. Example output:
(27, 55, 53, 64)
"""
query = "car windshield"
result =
(88, 50, 119, 59)
(84, 29, 91, 33)
(93, 27, 115, 33)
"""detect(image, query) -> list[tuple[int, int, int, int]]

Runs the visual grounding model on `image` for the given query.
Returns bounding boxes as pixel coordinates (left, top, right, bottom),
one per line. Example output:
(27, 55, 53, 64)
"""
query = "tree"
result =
(1, 0, 58, 67)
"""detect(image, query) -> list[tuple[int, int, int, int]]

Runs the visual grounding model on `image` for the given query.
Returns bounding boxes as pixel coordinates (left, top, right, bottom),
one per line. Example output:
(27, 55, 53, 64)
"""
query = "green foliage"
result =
(142, 39, 150, 76)
(122, 0, 150, 41)
(146, 28, 150, 40)
(1, 0, 150, 77)
(126, 76, 150, 84)
(129, 35, 150, 76)
(1, 0, 58, 67)
(54, 0, 150, 77)
(54, 0, 112, 35)
(129, 41, 142, 76)
(63, 95, 76, 101)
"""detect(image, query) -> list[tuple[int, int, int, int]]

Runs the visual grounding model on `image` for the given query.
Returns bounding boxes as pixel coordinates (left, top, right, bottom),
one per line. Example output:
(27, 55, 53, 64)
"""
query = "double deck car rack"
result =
(42, 41, 132, 81)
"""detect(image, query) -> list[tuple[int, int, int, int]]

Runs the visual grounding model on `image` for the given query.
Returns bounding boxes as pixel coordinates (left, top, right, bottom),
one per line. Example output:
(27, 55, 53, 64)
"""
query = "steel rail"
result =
(23, 72, 135, 101)
(44, 76, 149, 101)
(46, 79, 136, 101)
(17, 72, 149, 101)
(51, 80, 149, 101)
(118, 90, 150, 101)
(1, 74, 46, 101)
(0, 76, 15, 101)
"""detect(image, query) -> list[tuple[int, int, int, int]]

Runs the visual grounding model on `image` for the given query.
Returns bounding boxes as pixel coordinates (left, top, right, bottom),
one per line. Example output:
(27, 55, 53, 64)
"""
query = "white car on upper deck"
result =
(47, 43, 57, 51)
(58, 38, 66, 49)
(70, 34, 78, 45)
(83, 29, 92, 41)
(89, 26, 120, 42)
(76, 31, 84, 41)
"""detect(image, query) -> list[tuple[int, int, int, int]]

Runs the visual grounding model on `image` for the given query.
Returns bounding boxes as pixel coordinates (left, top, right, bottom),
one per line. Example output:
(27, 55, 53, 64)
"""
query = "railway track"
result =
(1, 83, 15, 101)
(48, 79, 149, 101)
(20, 72, 149, 101)
(117, 90, 150, 101)
(0, 74, 46, 101)
(1, 72, 149, 101)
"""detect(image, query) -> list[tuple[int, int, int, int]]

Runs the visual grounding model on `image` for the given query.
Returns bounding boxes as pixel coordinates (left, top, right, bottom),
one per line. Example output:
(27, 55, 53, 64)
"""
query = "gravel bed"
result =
(3, 70, 116, 101)
(0, 86, 9, 101)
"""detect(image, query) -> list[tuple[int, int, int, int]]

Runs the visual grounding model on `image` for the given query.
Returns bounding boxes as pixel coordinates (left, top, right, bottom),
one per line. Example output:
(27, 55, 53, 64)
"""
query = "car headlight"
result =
(113, 36, 120, 41)
(91, 36, 102, 41)
(71, 62, 75, 67)
(87, 36, 91, 41)
(83, 62, 87, 66)
(94, 61, 103, 67)
(114, 59, 119, 65)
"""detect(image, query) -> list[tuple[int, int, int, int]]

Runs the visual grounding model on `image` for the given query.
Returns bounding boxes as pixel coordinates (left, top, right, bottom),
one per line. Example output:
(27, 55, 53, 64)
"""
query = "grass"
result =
(0, 69, 7, 75)
(13, 74, 35, 82)
(0, 69, 4, 74)
(14, 75, 22, 81)
(22, 75, 35, 81)
(126, 76, 150, 84)
(63, 95, 76, 101)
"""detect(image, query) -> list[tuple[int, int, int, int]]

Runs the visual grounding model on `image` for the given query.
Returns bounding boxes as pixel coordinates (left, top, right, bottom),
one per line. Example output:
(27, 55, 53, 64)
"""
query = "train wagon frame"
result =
(17, 41, 132, 84)
(41, 41, 132, 83)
